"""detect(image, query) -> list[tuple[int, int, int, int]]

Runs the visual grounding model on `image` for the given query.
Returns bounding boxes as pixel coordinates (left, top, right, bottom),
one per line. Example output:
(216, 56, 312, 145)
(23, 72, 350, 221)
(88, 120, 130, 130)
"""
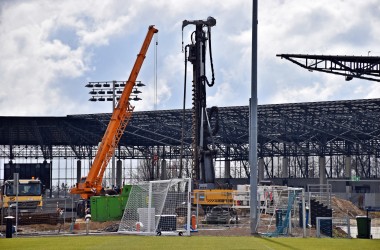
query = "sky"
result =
(0, 0, 379, 116)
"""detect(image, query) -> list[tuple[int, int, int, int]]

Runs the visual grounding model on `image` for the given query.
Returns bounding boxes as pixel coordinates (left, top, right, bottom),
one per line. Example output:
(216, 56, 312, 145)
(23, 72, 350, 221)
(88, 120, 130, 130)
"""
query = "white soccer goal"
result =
(261, 187, 307, 237)
(118, 178, 191, 236)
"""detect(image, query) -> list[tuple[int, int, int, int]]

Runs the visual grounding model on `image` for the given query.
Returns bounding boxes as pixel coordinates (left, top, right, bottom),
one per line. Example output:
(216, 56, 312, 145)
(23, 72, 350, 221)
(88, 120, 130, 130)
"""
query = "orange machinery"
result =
(71, 26, 158, 199)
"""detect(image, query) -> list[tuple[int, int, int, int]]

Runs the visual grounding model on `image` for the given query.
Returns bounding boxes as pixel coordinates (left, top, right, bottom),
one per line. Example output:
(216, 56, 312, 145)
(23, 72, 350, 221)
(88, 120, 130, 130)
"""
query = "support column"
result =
(160, 159, 167, 180)
(319, 156, 326, 185)
(116, 159, 122, 188)
(224, 159, 230, 179)
(48, 160, 52, 198)
(344, 155, 351, 178)
(76, 160, 81, 185)
(282, 157, 289, 178)
(258, 158, 264, 181)
(345, 180, 351, 195)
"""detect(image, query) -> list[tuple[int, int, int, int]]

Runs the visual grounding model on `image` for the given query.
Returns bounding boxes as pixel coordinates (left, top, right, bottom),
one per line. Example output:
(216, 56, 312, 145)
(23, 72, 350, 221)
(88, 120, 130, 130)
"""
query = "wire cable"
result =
(154, 33, 158, 110)
(179, 45, 189, 178)
(207, 26, 215, 87)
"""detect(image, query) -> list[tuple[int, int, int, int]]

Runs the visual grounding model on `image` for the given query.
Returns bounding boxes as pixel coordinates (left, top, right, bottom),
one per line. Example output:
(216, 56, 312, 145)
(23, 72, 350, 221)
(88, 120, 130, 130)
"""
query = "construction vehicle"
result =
(182, 17, 234, 211)
(192, 189, 234, 211)
(70, 25, 158, 217)
(182, 16, 217, 186)
(0, 178, 44, 215)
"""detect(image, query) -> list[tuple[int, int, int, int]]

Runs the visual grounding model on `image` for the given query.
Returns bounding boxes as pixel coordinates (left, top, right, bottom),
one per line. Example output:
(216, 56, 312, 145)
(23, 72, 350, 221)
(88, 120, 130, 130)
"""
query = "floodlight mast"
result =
(250, 0, 258, 235)
(70, 25, 158, 199)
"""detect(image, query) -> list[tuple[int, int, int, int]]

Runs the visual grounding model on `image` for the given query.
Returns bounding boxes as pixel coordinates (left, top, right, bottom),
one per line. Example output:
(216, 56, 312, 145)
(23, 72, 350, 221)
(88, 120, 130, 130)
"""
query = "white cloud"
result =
(77, 15, 132, 47)
(0, 0, 379, 116)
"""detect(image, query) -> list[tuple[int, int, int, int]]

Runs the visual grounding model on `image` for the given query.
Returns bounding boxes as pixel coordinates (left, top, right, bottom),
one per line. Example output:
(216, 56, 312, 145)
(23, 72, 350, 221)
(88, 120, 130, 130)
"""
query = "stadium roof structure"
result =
(1, 98, 380, 166)
(276, 54, 380, 82)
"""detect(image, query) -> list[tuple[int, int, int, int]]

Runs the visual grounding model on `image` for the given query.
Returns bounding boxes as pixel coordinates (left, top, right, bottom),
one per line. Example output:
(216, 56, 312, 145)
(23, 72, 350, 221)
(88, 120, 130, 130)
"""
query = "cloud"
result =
(0, 0, 138, 115)
(0, 0, 379, 116)
(77, 15, 132, 47)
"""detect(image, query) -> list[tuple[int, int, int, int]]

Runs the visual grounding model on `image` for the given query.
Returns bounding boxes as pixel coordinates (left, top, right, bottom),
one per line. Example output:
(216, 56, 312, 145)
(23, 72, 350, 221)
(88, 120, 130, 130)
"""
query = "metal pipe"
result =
(180, 45, 189, 178)
(249, 0, 258, 235)
(302, 188, 306, 237)
(112, 80, 116, 187)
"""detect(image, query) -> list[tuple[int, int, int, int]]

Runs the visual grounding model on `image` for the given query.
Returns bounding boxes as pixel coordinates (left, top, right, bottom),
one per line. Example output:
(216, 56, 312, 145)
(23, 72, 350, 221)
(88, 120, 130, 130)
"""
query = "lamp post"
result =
(250, 0, 258, 235)
(85, 80, 144, 187)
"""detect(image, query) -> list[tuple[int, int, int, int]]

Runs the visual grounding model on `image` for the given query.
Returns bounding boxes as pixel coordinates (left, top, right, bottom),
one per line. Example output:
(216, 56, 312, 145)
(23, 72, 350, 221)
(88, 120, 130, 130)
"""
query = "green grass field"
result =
(1, 235, 379, 250)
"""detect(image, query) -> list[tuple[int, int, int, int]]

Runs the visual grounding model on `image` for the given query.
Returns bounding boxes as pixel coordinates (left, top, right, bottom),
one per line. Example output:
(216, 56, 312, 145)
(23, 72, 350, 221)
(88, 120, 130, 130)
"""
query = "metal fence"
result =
(1, 197, 79, 236)
(1, 191, 379, 238)
(190, 187, 308, 237)
(314, 217, 380, 239)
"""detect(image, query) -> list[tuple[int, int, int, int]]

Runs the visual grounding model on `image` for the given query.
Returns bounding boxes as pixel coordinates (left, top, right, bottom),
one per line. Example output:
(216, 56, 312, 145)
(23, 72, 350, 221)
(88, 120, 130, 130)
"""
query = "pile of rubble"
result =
(331, 196, 379, 218)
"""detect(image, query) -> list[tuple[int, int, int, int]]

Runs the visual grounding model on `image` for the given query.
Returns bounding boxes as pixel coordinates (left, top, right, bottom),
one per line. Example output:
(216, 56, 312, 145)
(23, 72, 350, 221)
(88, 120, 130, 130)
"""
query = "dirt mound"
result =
(331, 196, 364, 218)
(13, 220, 120, 234)
(102, 223, 119, 232)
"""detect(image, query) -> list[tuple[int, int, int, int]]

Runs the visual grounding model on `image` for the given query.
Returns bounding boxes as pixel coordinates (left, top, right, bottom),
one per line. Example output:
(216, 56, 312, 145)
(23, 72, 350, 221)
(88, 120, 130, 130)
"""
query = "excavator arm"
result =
(71, 25, 158, 199)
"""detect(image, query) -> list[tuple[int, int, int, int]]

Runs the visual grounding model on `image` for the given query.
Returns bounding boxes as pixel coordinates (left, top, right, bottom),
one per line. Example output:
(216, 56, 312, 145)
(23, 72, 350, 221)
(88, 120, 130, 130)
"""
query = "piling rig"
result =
(182, 17, 219, 189)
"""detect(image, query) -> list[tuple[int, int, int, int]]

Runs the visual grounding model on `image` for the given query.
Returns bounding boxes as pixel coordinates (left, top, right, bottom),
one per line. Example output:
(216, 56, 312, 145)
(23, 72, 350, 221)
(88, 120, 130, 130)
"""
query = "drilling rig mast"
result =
(182, 17, 217, 189)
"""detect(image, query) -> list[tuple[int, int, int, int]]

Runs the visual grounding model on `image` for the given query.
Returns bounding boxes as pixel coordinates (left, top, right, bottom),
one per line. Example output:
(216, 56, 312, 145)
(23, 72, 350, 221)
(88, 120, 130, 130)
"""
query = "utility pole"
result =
(250, 0, 259, 235)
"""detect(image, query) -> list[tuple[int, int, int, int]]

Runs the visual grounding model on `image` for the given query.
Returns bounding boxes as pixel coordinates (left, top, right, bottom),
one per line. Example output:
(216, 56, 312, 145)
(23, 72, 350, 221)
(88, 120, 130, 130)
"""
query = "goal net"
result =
(118, 178, 191, 236)
(260, 187, 306, 237)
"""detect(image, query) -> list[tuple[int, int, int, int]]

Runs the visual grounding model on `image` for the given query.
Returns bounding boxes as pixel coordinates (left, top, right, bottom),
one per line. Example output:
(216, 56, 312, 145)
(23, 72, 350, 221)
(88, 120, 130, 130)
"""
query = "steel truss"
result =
(1, 98, 380, 179)
(276, 54, 380, 82)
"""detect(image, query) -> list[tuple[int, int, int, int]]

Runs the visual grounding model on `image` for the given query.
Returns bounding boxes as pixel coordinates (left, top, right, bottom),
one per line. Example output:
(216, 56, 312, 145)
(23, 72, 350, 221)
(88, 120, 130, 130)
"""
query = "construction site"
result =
(1, 2, 380, 242)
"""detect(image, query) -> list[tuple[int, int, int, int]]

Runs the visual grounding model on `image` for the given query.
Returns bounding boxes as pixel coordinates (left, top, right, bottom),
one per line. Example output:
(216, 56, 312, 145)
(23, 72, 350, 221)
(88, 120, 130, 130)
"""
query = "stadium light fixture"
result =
(85, 80, 145, 103)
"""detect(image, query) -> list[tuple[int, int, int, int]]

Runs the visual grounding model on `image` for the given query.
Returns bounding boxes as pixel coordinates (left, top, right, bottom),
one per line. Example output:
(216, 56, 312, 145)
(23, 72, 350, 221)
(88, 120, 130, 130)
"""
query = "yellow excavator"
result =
(70, 26, 158, 201)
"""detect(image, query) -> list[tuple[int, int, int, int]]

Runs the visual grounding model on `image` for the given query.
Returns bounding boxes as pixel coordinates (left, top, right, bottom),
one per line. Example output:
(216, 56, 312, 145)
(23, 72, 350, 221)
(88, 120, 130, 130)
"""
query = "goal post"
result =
(118, 178, 191, 236)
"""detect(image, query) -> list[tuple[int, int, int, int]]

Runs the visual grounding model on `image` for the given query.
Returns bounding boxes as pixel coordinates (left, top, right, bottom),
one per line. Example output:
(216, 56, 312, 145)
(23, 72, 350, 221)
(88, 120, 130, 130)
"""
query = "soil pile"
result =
(331, 196, 364, 218)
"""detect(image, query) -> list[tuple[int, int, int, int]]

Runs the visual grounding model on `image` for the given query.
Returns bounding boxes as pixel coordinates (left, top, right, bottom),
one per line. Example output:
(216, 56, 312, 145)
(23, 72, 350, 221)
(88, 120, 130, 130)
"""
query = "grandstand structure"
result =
(1, 98, 380, 190)
(276, 54, 380, 82)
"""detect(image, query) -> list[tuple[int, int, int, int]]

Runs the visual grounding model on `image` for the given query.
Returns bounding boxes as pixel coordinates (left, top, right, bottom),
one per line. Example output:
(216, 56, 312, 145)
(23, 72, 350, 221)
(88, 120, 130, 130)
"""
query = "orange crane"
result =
(71, 25, 158, 199)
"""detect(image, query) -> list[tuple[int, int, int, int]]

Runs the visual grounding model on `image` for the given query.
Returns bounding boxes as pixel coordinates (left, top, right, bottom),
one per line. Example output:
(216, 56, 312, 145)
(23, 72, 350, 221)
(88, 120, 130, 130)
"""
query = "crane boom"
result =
(71, 25, 158, 199)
